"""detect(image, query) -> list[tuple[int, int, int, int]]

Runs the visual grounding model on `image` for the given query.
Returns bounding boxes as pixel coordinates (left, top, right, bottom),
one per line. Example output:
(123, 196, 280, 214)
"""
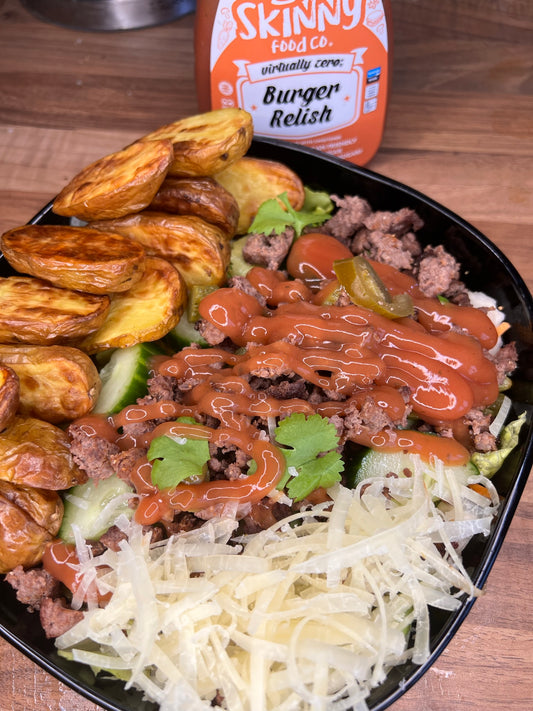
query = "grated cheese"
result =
(56, 463, 498, 710)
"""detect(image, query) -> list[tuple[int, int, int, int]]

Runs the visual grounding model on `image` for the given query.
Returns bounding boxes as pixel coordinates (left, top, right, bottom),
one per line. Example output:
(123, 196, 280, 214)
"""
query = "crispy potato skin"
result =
(53, 138, 174, 221)
(0, 365, 19, 431)
(215, 156, 305, 234)
(140, 108, 253, 177)
(90, 212, 230, 289)
(0, 345, 100, 424)
(0, 415, 87, 490)
(149, 176, 239, 238)
(0, 481, 63, 573)
(0, 276, 110, 345)
(1, 224, 146, 294)
(79, 256, 187, 353)
(0, 480, 63, 535)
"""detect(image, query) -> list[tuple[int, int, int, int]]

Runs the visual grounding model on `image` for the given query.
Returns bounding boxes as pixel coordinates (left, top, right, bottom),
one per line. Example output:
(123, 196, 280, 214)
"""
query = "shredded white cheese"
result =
(56, 463, 498, 710)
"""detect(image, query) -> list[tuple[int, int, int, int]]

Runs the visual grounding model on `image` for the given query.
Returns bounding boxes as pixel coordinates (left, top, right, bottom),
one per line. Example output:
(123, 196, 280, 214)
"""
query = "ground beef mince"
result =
(98, 525, 129, 552)
(321, 195, 372, 245)
(488, 341, 519, 386)
(197, 318, 227, 346)
(241, 499, 293, 534)
(147, 373, 183, 402)
(208, 443, 250, 480)
(341, 396, 399, 443)
(111, 447, 147, 486)
(442, 278, 472, 306)
(242, 228, 294, 271)
(68, 423, 120, 479)
(359, 395, 401, 433)
(162, 512, 202, 537)
(463, 408, 497, 452)
(352, 229, 416, 271)
(362, 207, 424, 236)
(248, 373, 308, 400)
(228, 275, 267, 307)
(414, 244, 461, 298)
(39, 597, 84, 638)
(5, 566, 60, 611)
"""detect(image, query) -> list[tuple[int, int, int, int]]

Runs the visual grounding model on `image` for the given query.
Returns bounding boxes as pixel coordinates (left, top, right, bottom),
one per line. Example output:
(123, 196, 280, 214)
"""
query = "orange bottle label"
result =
(207, 0, 391, 165)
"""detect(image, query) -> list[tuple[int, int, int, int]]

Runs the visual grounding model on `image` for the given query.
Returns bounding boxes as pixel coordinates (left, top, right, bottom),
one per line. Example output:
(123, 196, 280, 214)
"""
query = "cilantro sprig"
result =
(146, 413, 343, 503)
(147, 418, 210, 489)
(275, 413, 343, 501)
(248, 190, 332, 238)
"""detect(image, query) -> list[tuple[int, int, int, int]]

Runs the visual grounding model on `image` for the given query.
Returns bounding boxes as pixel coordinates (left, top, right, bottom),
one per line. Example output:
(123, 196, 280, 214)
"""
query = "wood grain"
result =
(0, 0, 532, 709)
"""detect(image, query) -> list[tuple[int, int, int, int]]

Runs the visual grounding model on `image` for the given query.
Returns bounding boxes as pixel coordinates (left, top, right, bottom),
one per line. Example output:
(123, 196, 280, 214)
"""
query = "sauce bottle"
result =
(194, 0, 393, 166)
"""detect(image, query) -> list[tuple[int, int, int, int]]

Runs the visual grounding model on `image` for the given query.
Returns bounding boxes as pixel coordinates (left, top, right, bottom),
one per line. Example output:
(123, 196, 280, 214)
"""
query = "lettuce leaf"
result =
(471, 411, 527, 478)
(248, 191, 331, 238)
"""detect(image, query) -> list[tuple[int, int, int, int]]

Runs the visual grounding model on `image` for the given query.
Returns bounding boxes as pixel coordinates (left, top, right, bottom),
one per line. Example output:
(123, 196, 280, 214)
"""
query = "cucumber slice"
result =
(229, 235, 254, 277)
(59, 475, 134, 544)
(187, 284, 219, 322)
(165, 314, 207, 350)
(347, 448, 478, 494)
(93, 342, 164, 415)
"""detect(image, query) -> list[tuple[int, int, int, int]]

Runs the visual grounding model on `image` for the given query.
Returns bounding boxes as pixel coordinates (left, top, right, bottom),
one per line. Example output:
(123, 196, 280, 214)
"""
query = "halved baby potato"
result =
(79, 256, 186, 353)
(140, 108, 253, 177)
(53, 138, 174, 221)
(149, 176, 239, 239)
(90, 212, 230, 288)
(0, 276, 110, 345)
(0, 366, 19, 432)
(0, 345, 100, 424)
(1, 224, 146, 294)
(0, 480, 63, 573)
(0, 415, 87, 490)
(215, 156, 305, 234)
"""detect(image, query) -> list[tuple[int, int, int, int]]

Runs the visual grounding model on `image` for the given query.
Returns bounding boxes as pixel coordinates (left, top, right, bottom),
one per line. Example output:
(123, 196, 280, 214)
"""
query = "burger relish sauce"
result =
(68, 235, 500, 528)
(194, 0, 393, 165)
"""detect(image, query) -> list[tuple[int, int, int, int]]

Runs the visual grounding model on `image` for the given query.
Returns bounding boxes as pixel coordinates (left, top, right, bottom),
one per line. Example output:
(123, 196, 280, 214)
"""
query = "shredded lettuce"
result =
(471, 411, 526, 478)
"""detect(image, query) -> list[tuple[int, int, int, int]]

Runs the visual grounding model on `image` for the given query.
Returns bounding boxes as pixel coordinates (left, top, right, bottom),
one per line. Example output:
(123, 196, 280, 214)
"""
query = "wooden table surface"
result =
(0, 0, 531, 709)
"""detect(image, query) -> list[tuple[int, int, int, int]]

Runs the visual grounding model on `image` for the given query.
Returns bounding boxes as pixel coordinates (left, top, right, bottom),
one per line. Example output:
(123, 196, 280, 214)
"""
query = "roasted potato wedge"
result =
(0, 276, 110, 345)
(149, 176, 239, 238)
(215, 156, 305, 234)
(140, 108, 253, 177)
(0, 415, 87, 490)
(79, 256, 186, 353)
(1, 224, 146, 294)
(0, 365, 19, 431)
(53, 138, 174, 221)
(90, 212, 230, 289)
(0, 481, 63, 573)
(0, 345, 100, 424)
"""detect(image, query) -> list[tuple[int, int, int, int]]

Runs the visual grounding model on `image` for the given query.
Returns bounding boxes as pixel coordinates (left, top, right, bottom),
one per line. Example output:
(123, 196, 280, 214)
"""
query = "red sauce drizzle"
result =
(74, 257, 500, 524)
(42, 540, 110, 603)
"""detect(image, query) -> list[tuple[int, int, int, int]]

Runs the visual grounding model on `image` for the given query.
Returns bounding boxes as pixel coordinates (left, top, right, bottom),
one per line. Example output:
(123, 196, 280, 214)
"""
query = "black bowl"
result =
(1, 137, 532, 711)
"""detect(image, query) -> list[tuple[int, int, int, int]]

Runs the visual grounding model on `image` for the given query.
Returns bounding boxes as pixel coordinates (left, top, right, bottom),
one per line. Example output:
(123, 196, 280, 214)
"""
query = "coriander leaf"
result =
(274, 413, 343, 501)
(249, 192, 330, 238)
(286, 451, 344, 501)
(147, 431, 210, 490)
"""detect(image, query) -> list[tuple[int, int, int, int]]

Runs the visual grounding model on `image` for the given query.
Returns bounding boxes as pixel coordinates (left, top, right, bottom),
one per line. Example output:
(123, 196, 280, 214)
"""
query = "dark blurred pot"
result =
(21, 0, 196, 31)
